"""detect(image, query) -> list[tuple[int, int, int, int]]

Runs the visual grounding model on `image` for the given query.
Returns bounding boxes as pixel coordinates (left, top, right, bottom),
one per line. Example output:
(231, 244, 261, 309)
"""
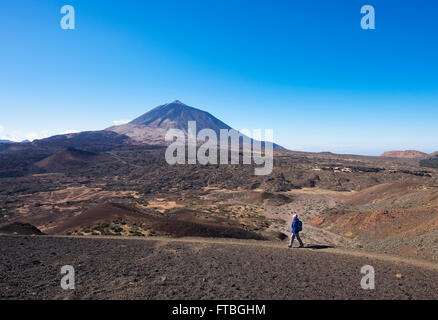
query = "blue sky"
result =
(0, 0, 437, 154)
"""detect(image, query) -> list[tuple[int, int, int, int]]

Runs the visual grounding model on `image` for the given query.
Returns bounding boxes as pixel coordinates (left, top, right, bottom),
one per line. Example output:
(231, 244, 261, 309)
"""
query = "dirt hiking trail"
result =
(2, 234, 438, 299)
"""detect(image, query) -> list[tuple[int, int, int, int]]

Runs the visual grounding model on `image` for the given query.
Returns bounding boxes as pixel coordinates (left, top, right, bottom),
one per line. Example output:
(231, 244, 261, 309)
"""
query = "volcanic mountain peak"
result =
(129, 100, 231, 133)
(381, 150, 428, 159)
(107, 100, 283, 148)
(107, 101, 233, 145)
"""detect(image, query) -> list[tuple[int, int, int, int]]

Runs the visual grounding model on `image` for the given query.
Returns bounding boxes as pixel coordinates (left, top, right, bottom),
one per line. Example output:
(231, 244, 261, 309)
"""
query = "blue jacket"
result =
(291, 219, 302, 234)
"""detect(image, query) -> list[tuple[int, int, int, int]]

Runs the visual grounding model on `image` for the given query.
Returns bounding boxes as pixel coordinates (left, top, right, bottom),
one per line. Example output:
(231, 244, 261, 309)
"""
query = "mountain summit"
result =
(129, 100, 231, 134)
(107, 100, 281, 148)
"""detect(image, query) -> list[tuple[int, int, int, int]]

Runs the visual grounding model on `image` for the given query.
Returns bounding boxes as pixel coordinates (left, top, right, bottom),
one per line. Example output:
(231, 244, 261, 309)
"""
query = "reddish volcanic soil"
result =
(309, 182, 438, 261)
(48, 204, 264, 240)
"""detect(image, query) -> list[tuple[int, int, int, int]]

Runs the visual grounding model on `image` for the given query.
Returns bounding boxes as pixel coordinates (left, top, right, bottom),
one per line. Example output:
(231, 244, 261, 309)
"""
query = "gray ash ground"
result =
(1, 234, 438, 300)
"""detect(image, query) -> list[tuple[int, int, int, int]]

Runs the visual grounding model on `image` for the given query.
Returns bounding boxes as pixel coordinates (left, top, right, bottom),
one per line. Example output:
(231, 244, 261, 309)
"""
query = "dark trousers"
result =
(289, 232, 304, 247)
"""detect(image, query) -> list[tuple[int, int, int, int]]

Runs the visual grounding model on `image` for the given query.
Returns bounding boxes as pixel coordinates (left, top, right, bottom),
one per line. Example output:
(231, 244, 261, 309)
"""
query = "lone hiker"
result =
(289, 214, 304, 248)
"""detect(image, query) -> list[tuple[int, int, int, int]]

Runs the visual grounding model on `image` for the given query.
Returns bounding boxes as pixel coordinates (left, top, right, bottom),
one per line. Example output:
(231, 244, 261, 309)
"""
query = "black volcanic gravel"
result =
(1, 235, 438, 300)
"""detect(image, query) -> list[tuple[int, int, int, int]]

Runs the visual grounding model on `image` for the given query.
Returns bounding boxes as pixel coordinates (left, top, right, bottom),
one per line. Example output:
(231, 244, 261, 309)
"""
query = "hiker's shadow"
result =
(305, 245, 334, 250)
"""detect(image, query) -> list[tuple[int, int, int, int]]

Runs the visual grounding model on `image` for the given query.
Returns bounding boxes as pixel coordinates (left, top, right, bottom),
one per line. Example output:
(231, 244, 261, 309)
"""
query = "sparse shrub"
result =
(420, 160, 438, 169)
(111, 226, 123, 233)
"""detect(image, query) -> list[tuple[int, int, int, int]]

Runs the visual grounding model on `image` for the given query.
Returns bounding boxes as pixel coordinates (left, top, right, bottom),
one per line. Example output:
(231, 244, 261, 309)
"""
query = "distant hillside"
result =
(0, 139, 31, 144)
(381, 150, 428, 159)
(309, 182, 438, 261)
(429, 151, 438, 159)
(31, 130, 132, 152)
(35, 147, 113, 171)
(0, 222, 44, 235)
(420, 151, 438, 169)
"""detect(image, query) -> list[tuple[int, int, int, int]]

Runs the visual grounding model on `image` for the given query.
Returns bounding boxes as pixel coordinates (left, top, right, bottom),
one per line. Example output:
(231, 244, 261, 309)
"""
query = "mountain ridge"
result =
(381, 150, 429, 159)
